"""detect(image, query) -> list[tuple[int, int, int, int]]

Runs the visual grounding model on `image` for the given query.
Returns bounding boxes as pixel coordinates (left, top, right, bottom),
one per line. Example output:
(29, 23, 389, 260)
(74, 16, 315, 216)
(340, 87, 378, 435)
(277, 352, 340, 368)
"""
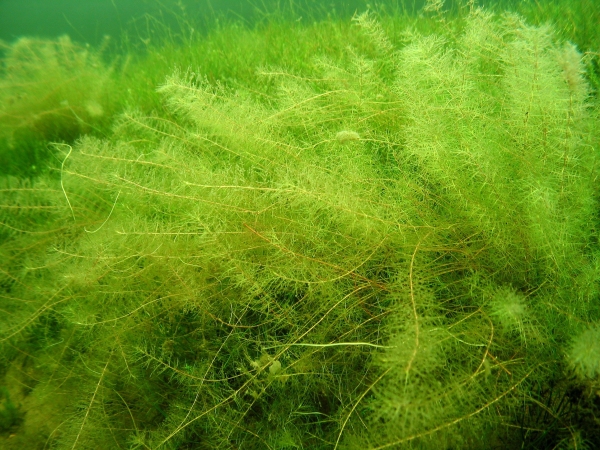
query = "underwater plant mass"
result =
(1, 0, 600, 448)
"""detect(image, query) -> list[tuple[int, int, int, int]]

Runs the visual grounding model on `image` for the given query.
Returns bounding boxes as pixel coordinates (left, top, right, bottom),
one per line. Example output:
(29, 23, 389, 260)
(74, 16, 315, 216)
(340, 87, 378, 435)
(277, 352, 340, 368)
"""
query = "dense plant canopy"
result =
(1, 2, 600, 449)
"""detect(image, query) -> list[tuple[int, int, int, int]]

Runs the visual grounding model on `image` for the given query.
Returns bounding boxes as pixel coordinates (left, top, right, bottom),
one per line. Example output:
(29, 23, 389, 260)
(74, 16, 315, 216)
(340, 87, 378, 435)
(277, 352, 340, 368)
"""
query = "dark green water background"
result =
(0, 0, 528, 46)
(0, 0, 392, 44)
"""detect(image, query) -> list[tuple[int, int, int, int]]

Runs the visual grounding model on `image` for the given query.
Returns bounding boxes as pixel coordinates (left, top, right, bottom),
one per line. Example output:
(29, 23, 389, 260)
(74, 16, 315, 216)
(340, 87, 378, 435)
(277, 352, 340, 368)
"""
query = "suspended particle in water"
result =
(336, 130, 360, 144)
(269, 360, 282, 375)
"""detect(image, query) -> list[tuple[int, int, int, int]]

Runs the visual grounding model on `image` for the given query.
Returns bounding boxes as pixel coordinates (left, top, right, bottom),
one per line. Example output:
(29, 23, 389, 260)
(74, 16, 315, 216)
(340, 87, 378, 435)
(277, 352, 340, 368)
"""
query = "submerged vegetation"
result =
(0, 35, 117, 177)
(1, 1, 600, 448)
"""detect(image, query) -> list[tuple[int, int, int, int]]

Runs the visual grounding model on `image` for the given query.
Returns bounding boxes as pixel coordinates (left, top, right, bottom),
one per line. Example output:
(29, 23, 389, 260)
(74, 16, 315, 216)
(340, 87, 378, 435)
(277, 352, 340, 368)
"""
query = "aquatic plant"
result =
(0, 35, 115, 176)
(0, 387, 23, 434)
(1, 4, 599, 449)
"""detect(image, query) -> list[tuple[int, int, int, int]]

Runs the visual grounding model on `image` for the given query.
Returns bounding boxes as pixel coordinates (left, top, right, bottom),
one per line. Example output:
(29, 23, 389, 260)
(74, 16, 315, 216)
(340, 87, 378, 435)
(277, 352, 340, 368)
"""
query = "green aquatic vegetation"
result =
(1, 5, 600, 450)
(568, 325, 600, 381)
(0, 387, 23, 434)
(0, 35, 116, 176)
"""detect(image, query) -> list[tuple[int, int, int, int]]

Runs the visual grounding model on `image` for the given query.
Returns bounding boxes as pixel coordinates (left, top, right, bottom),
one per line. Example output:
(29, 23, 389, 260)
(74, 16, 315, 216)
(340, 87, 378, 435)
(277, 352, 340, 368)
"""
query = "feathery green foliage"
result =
(1, 2, 600, 449)
(0, 35, 117, 177)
